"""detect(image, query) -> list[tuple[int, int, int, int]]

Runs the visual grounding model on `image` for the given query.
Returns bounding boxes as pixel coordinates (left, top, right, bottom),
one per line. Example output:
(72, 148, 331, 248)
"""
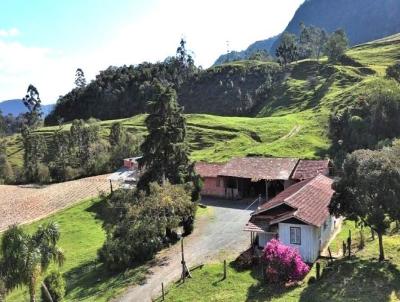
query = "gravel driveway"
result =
(0, 174, 114, 231)
(115, 198, 256, 302)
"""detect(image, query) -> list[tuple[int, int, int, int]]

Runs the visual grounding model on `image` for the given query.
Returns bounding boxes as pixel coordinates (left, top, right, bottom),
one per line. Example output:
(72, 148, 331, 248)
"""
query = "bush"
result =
(37, 163, 51, 184)
(263, 239, 309, 284)
(99, 182, 196, 271)
(0, 277, 6, 302)
(41, 271, 66, 302)
(386, 61, 400, 82)
(0, 154, 14, 184)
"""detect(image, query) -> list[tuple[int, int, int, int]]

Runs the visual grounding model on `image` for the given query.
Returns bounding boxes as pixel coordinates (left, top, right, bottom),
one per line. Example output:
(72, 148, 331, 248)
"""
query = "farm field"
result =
(0, 174, 112, 231)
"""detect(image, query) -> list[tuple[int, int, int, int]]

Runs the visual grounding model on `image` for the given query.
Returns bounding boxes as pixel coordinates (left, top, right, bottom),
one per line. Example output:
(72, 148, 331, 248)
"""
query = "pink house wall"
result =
(201, 177, 225, 197)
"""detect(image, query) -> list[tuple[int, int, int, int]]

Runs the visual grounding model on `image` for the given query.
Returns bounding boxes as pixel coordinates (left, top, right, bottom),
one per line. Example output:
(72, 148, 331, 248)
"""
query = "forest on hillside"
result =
(44, 25, 350, 124)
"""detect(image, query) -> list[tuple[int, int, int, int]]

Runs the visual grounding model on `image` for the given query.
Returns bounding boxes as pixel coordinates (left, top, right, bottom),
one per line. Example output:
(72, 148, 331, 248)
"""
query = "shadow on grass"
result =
(64, 259, 150, 301)
(230, 249, 302, 302)
(299, 258, 400, 302)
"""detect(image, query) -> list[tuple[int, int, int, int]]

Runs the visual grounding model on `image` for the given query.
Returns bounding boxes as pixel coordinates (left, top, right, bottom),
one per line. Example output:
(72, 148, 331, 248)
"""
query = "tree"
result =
(109, 122, 124, 147)
(22, 128, 48, 183)
(137, 82, 201, 201)
(75, 68, 87, 88)
(99, 182, 196, 270)
(0, 140, 14, 184)
(263, 239, 309, 284)
(324, 29, 349, 62)
(50, 126, 72, 181)
(329, 149, 400, 261)
(0, 110, 6, 136)
(248, 50, 271, 62)
(275, 32, 298, 67)
(298, 23, 328, 61)
(41, 271, 65, 302)
(1, 223, 65, 302)
(69, 119, 102, 173)
(108, 122, 141, 169)
(22, 85, 42, 128)
(386, 61, 400, 82)
(176, 38, 194, 69)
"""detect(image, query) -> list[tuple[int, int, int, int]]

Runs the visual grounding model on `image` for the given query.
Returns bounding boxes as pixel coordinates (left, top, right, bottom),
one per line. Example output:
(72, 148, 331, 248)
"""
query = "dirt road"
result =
(0, 174, 113, 231)
(115, 198, 255, 302)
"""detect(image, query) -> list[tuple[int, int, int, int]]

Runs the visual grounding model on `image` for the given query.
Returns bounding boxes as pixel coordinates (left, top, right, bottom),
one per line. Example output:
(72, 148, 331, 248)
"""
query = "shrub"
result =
(0, 154, 14, 184)
(37, 163, 51, 184)
(99, 182, 196, 271)
(386, 61, 400, 82)
(0, 277, 6, 302)
(308, 276, 316, 284)
(41, 271, 66, 302)
(263, 239, 309, 284)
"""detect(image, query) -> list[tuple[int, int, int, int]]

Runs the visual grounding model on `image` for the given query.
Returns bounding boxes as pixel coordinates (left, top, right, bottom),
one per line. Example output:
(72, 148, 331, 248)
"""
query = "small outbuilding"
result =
(195, 162, 226, 197)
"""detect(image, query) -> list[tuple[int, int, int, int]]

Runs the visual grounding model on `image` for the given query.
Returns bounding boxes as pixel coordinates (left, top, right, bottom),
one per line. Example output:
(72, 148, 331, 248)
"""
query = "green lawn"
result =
(3, 199, 210, 302)
(4, 198, 149, 302)
(158, 223, 400, 302)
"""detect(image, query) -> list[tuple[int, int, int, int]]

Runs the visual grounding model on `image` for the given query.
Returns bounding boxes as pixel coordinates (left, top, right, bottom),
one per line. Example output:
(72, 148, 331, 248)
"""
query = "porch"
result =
(223, 177, 291, 200)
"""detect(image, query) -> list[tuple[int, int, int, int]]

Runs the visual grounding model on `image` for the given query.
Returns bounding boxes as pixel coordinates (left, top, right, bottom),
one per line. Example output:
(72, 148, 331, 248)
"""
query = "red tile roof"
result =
(292, 160, 330, 181)
(218, 157, 299, 181)
(195, 162, 224, 178)
(253, 174, 334, 227)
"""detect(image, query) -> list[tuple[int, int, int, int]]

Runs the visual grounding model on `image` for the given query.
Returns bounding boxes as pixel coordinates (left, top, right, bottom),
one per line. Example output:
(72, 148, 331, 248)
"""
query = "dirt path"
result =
(279, 125, 301, 140)
(114, 198, 255, 302)
(0, 174, 114, 231)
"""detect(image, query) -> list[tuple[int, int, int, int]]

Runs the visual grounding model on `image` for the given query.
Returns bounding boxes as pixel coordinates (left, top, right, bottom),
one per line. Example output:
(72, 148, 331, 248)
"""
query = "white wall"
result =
(319, 215, 336, 249)
(258, 233, 276, 248)
(278, 222, 320, 263)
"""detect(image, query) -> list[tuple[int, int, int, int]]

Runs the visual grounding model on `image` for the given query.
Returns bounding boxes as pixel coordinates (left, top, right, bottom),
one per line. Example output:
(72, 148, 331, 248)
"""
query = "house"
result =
(109, 157, 142, 188)
(195, 157, 330, 200)
(123, 157, 141, 170)
(244, 174, 337, 263)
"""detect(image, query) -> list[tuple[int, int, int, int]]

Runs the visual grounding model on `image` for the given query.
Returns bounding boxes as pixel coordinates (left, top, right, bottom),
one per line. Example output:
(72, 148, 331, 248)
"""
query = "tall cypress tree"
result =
(137, 82, 200, 200)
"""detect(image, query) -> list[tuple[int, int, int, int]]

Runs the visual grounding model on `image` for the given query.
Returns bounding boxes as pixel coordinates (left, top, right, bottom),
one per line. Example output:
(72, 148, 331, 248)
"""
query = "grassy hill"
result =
(4, 34, 400, 167)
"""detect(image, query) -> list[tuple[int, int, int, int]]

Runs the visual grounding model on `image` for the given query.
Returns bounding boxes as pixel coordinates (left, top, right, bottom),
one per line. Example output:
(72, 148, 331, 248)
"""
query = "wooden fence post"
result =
(347, 230, 352, 258)
(328, 247, 333, 264)
(371, 228, 375, 240)
(342, 241, 346, 258)
(162, 282, 165, 301)
(316, 262, 320, 280)
(223, 260, 227, 280)
(109, 179, 113, 194)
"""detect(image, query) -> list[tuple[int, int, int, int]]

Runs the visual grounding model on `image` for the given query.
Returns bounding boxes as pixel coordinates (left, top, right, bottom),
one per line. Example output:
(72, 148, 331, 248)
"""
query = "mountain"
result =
(214, 0, 400, 65)
(0, 99, 55, 116)
(213, 36, 278, 66)
(270, 0, 400, 51)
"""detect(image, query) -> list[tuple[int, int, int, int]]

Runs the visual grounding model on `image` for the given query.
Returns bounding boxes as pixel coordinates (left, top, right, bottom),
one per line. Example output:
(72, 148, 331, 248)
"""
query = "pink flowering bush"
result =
(263, 239, 310, 284)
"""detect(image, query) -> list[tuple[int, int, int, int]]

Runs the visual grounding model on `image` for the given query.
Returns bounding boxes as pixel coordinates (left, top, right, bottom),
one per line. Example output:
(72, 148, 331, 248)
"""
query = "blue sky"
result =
(0, 0, 304, 103)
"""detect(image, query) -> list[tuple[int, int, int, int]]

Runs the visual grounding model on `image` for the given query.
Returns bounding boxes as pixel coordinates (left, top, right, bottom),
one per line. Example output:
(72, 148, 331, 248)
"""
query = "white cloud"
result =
(0, 1, 304, 103)
(0, 39, 77, 103)
(0, 28, 20, 37)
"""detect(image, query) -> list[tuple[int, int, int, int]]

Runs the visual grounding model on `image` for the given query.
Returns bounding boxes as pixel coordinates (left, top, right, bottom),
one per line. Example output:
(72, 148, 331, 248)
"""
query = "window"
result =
(290, 227, 301, 245)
